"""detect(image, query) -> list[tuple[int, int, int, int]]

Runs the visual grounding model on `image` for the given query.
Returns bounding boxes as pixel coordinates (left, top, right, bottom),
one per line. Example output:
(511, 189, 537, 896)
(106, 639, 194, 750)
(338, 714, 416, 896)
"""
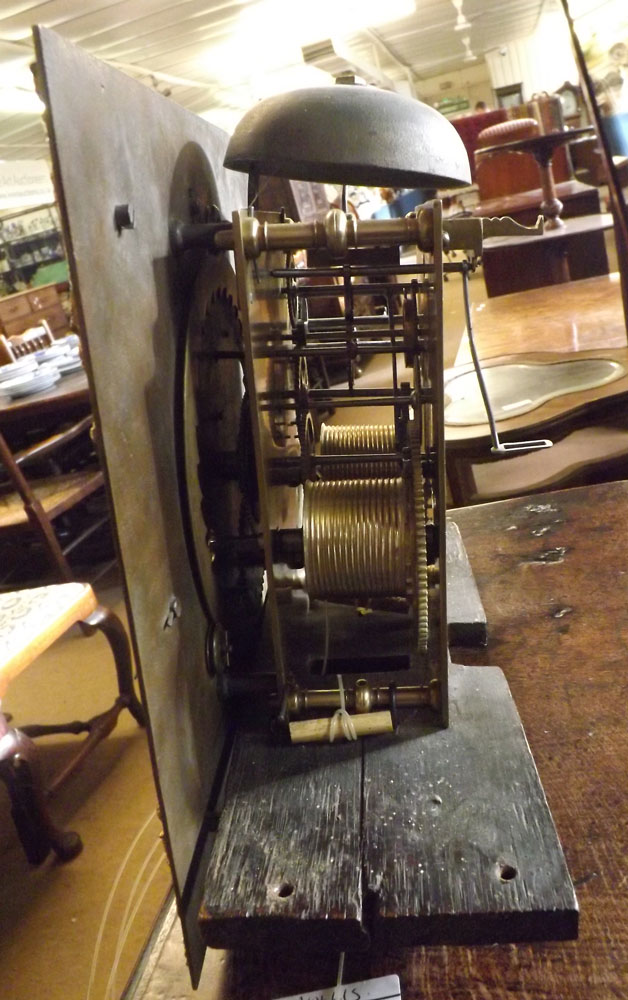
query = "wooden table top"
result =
(454, 272, 627, 366)
(222, 480, 628, 999)
(446, 274, 628, 451)
(445, 347, 628, 447)
(0, 369, 90, 427)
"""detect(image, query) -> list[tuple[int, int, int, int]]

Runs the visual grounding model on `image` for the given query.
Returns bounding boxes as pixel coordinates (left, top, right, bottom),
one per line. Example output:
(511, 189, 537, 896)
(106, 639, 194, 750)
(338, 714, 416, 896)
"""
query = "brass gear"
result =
(409, 422, 429, 655)
(180, 255, 263, 644)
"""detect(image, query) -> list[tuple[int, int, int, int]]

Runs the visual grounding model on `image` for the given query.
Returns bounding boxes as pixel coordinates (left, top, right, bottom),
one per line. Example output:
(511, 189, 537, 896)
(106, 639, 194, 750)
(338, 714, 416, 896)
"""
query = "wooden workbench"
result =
(219, 480, 628, 999)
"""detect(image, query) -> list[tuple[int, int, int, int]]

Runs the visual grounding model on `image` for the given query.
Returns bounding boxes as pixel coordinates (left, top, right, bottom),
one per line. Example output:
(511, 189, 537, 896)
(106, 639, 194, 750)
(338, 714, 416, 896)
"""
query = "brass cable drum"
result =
(319, 423, 398, 479)
(303, 478, 409, 598)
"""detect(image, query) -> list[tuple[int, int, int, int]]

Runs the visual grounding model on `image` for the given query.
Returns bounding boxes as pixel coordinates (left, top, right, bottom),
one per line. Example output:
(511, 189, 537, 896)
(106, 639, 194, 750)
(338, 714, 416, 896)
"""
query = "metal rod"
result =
(261, 396, 411, 410)
(255, 341, 421, 360)
(306, 314, 404, 330)
(272, 262, 462, 277)
(259, 387, 415, 400)
(461, 265, 552, 455)
(286, 680, 440, 715)
(283, 281, 429, 297)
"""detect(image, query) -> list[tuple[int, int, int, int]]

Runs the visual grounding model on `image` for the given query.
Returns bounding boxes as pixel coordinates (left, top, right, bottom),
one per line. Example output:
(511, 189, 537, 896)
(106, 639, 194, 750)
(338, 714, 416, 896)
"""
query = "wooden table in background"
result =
(222, 481, 628, 999)
(0, 370, 90, 442)
(445, 273, 628, 504)
(454, 272, 627, 365)
(473, 178, 601, 227)
(480, 213, 613, 297)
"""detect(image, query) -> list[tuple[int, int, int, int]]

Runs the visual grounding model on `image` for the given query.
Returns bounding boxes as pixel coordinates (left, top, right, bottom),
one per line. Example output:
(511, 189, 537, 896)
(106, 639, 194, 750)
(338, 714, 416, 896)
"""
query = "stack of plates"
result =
(55, 351, 83, 376)
(0, 360, 61, 399)
(35, 343, 71, 363)
(0, 357, 38, 383)
(35, 337, 84, 376)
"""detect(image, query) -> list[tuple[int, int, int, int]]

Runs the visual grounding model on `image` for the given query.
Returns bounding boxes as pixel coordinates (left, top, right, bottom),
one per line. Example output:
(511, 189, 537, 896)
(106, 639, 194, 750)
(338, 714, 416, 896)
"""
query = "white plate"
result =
(0, 359, 38, 381)
(35, 344, 71, 361)
(58, 359, 84, 375)
(8, 375, 58, 398)
(1, 372, 39, 391)
(36, 362, 61, 378)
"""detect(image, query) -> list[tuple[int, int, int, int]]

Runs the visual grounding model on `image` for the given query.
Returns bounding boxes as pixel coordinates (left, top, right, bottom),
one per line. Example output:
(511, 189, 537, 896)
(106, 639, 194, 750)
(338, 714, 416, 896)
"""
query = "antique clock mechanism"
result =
(35, 27, 577, 982)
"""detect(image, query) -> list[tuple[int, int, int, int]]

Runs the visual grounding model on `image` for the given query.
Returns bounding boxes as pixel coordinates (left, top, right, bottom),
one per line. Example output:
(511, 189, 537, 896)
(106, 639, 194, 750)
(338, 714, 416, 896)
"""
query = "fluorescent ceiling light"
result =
(251, 63, 331, 100)
(201, 0, 415, 82)
(0, 56, 44, 114)
(0, 87, 44, 114)
(199, 107, 245, 135)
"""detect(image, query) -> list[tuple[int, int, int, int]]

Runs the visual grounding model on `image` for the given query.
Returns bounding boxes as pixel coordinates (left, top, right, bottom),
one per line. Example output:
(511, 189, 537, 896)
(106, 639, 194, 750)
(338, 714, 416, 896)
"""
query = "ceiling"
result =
(0, 0, 546, 163)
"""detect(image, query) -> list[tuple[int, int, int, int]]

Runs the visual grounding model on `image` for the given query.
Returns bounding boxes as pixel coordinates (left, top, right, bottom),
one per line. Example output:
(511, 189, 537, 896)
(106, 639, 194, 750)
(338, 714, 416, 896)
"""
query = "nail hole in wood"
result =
(274, 882, 294, 898)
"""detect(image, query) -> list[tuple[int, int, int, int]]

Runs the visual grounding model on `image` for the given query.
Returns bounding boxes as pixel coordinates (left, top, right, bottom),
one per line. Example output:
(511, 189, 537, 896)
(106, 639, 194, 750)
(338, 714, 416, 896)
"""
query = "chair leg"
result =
(0, 713, 82, 864)
(81, 606, 147, 726)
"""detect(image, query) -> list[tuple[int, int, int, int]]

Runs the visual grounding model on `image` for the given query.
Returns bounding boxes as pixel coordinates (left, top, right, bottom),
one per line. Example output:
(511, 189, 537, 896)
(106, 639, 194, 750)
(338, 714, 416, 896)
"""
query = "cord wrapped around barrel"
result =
(302, 477, 410, 598)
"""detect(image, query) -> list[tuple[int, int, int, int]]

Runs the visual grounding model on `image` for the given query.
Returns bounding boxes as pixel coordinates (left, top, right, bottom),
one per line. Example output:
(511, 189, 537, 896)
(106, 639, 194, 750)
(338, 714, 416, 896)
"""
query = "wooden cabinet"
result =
(0, 283, 68, 338)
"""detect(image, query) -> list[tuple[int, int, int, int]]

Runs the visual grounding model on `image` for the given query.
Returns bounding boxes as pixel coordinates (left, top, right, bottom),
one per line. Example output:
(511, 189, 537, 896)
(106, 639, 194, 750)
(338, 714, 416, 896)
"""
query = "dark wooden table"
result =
(480, 213, 613, 297)
(473, 179, 601, 227)
(221, 480, 628, 999)
(0, 370, 90, 443)
(445, 274, 628, 504)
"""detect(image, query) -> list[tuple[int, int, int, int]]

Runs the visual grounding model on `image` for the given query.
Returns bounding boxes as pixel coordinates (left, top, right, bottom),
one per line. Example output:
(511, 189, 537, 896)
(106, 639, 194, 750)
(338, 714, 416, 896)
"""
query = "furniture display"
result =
(476, 126, 594, 228)
(446, 347, 628, 503)
(2, 321, 53, 360)
(473, 121, 608, 296)
(445, 273, 628, 505)
(450, 108, 508, 181)
(454, 272, 627, 362)
(0, 581, 145, 864)
(473, 178, 601, 227)
(480, 212, 612, 297)
(474, 117, 573, 205)
(0, 368, 89, 432)
(0, 282, 69, 340)
(0, 413, 105, 585)
(0, 370, 102, 585)
(561, 1, 628, 327)
(0, 204, 66, 293)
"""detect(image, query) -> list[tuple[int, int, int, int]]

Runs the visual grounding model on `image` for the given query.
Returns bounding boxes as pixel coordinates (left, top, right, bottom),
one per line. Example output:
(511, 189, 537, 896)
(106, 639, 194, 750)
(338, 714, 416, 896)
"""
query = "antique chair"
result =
(6, 321, 54, 358)
(0, 417, 106, 585)
(0, 581, 145, 862)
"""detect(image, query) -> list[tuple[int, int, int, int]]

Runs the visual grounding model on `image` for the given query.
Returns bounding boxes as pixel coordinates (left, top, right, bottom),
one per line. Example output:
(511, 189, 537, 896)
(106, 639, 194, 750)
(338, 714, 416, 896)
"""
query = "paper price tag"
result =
(275, 974, 401, 1000)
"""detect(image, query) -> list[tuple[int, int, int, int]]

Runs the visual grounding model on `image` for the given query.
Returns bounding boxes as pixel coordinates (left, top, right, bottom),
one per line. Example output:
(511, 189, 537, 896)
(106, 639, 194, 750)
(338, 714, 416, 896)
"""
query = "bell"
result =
(224, 84, 471, 188)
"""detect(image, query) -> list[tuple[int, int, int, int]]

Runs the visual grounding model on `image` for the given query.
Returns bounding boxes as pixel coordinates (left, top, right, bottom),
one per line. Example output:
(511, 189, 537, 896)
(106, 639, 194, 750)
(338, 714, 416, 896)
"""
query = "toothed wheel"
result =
(180, 255, 263, 647)
(410, 423, 429, 655)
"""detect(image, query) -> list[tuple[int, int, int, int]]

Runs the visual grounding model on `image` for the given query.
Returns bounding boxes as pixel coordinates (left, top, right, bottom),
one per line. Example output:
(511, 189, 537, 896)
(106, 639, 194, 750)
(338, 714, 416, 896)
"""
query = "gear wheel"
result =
(409, 422, 429, 655)
(180, 255, 263, 644)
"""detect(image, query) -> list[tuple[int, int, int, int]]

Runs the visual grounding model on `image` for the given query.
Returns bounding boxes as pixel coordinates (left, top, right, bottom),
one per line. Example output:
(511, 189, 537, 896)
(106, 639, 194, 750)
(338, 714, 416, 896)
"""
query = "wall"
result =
(416, 61, 493, 114)
(485, 1, 579, 102)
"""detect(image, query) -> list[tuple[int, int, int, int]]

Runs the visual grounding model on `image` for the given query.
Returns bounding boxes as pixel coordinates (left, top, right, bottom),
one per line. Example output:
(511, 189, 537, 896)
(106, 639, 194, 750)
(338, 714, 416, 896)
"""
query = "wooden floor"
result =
(0, 568, 171, 1000)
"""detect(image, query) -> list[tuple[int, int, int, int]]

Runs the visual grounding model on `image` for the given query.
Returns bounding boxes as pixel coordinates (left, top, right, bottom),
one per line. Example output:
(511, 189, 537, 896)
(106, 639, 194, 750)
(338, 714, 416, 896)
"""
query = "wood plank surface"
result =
(200, 728, 366, 952)
(444, 348, 628, 448)
(453, 272, 626, 366)
(362, 662, 576, 949)
(222, 481, 628, 998)
(446, 520, 487, 646)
